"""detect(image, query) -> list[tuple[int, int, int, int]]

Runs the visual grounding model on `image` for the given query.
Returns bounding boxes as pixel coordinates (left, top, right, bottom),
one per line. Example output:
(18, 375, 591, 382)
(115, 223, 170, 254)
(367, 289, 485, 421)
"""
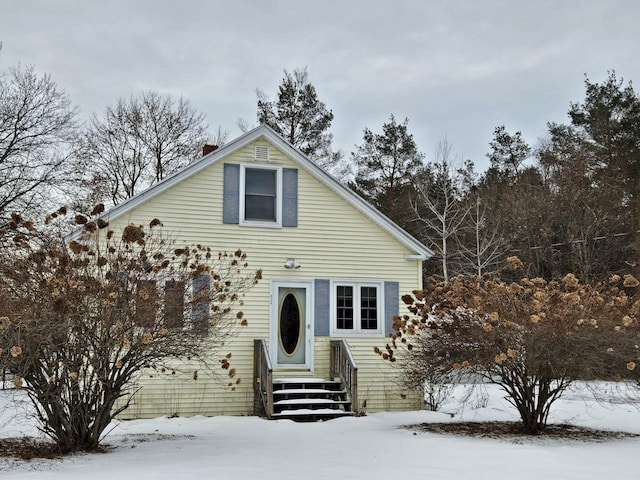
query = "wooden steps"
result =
(270, 378, 353, 421)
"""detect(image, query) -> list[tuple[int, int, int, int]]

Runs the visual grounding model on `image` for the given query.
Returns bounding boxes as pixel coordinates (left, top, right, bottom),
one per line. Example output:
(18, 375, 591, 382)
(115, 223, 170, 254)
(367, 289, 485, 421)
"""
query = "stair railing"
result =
(253, 339, 273, 418)
(330, 340, 358, 414)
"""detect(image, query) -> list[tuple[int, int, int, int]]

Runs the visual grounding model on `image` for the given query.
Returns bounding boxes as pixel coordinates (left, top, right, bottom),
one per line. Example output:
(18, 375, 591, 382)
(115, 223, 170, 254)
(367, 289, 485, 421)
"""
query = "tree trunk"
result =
(499, 374, 566, 435)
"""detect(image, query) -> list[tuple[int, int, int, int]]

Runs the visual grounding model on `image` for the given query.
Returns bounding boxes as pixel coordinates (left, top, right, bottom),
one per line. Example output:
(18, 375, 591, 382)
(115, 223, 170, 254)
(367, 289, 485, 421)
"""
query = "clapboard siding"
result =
(111, 138, 424, 418)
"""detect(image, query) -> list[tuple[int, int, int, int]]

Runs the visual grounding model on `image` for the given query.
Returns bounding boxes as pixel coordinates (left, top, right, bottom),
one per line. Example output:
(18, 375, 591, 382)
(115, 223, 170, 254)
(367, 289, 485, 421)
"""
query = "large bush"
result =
(0, 210, 260, 451)
(379, 258, 640, 433)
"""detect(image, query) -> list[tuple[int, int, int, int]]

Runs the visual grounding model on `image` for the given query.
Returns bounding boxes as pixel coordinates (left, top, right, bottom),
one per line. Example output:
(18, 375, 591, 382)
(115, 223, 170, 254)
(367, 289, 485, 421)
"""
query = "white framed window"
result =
(330, 280, 383, 336)
(239, 164, 282, 227)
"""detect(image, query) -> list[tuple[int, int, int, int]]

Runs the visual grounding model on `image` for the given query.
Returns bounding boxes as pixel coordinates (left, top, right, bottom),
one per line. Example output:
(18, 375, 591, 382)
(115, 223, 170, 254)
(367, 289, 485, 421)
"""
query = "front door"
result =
(271, 281, 313, 371)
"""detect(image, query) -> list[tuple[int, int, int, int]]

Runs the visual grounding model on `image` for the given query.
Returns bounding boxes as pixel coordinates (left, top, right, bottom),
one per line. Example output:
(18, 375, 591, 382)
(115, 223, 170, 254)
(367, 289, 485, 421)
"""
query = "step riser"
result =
(273, 412, 352, 421)
(275, 393, 346, 401)
(273, 382, 343, 392)
(269, 378, 353, 421)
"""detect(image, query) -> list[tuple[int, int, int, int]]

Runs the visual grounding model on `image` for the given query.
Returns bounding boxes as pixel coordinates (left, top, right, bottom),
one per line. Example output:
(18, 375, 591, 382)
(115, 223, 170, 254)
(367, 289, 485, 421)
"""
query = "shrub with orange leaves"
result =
(378, 258, 640, 434)
(0, 209, 260, 452)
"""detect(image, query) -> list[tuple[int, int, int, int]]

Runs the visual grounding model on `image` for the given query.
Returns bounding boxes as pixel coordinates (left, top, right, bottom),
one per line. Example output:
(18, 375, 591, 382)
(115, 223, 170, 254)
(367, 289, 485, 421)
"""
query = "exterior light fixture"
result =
(284, 258, 301, 269)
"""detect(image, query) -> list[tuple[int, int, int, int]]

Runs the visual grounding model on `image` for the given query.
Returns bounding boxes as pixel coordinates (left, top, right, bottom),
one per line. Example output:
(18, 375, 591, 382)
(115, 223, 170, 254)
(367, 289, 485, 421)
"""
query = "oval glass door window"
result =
(279, 292, 301, 355)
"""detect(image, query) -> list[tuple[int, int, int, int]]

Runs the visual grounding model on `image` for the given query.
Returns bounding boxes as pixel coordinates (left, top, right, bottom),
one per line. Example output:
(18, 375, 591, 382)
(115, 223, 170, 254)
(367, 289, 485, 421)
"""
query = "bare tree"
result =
(413, 139, 468, 282)
(379, 258, 640, 433)
(236, 117, 251, 134)
(0, 210, 260, 452)
(0, 64, 77, 219)
(137, 91, 212, 183)
(77, 91, 211, 207)
(457, 188, 508, 279)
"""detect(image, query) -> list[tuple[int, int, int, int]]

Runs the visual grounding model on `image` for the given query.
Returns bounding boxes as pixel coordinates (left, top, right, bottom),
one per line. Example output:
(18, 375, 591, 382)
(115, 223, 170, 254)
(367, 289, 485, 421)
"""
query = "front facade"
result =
(104, 125, 432, 419)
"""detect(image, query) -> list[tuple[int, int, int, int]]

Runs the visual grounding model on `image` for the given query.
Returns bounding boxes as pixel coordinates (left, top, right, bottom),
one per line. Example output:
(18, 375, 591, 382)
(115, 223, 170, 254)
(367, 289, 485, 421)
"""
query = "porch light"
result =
(284, 258, 301, 269)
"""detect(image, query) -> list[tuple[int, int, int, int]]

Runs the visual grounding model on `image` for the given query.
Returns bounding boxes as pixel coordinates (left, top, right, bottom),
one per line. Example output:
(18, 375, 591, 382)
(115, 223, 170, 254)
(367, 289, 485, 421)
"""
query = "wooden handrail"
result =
(330, 340, 358, 414)
(253, 339, 273, 418)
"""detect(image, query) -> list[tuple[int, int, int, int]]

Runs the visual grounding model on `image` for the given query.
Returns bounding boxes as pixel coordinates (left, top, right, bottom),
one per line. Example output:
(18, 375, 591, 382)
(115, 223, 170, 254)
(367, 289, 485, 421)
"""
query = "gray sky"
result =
(2, 0, 639, 171)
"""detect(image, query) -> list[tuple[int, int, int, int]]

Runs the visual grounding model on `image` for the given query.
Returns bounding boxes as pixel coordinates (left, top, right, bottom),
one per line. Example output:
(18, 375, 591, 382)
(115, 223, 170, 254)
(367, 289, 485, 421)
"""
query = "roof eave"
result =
(258, 128, 434, 259)
(69, 124, 434, 259)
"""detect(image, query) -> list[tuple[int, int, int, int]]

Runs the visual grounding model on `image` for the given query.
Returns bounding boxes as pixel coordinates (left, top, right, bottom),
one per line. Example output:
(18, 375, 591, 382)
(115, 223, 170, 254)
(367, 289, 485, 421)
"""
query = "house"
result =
(101, 124, 433, 420)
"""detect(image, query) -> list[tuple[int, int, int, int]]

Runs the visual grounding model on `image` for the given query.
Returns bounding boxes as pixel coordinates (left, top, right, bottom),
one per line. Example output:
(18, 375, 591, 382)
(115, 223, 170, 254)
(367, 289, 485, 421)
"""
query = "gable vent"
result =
(254, 145, 270, 162)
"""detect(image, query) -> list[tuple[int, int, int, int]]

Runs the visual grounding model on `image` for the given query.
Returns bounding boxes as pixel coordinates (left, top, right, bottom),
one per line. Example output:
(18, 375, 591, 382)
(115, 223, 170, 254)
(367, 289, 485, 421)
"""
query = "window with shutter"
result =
(223, 162, 298, 228)
(244, 168, 277, 222)
(330, 280, 384, 336)
(239, 165, 280, 226)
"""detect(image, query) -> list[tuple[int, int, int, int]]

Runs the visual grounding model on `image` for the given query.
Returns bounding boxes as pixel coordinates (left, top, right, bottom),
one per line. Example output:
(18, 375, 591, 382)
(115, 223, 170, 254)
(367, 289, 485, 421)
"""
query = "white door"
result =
(271, 281, 313, 371)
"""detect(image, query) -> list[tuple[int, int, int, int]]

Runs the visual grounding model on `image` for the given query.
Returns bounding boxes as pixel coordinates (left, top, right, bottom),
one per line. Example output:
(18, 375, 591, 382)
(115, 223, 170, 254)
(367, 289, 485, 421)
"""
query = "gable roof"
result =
(91, 124, 433, 259)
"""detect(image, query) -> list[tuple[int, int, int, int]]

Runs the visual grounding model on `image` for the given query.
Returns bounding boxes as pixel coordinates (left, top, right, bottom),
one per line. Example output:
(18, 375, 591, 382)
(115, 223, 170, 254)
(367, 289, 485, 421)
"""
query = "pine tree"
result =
(536, 71, 640, 279)
(350, 115, 424, 233)
(486, 125, 531, 180)
(257, 68, 344, 176)
(567, 72, 640, 275)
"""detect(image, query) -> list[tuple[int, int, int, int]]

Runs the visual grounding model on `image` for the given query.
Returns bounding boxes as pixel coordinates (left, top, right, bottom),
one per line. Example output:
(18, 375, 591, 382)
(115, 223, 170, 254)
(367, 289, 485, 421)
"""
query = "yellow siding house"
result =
(103, 125, 433, 420)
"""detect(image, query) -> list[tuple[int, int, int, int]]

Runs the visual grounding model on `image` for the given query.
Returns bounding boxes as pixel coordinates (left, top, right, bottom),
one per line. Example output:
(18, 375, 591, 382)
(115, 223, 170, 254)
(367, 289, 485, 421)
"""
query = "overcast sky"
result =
(2, 0, 639, 171)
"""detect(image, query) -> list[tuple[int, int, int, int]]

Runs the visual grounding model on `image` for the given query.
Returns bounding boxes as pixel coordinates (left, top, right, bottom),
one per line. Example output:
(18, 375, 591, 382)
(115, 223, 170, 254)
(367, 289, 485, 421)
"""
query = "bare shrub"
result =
(0, 211, 260, 452)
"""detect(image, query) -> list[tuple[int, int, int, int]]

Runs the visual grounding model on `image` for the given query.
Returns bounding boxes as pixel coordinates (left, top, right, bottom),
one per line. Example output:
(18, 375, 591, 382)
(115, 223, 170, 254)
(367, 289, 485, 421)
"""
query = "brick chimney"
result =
(202, 144, 219, 156)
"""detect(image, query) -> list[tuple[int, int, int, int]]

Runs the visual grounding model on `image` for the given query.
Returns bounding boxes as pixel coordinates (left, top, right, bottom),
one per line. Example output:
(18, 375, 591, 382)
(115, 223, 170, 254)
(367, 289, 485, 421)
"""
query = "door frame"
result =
(270, 279, 314, 373)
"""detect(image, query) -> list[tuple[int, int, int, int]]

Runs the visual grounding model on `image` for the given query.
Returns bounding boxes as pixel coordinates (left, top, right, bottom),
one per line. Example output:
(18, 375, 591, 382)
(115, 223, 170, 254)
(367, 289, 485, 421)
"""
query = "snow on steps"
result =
(270, 378, 353, 421)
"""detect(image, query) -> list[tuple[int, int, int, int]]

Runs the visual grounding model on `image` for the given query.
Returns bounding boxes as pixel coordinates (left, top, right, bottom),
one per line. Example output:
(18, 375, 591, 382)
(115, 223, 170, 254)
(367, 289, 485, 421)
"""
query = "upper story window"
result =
(223, 162, 298, 228)
(243, 167, 279, 223)
(332, 281, 383, 336)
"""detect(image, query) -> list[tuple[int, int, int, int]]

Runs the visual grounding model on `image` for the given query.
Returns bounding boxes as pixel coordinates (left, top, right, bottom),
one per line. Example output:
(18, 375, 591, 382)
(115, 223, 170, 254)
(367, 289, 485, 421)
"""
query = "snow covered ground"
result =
(1, 383, 639, 479)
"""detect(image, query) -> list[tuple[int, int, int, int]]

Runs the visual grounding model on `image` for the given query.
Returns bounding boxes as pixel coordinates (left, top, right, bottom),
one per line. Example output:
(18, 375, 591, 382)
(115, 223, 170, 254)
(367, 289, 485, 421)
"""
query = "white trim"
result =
(270, 279, 314, 373)
(239, 163, 282, 228)
(329, 279, 384, 337)
(68, 124, 434, 259)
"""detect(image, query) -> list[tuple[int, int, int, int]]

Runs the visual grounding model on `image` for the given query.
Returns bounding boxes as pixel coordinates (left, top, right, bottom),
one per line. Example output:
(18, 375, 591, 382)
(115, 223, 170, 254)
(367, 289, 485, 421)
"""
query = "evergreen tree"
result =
(568, 72, 640, 274)
(257, 68, 344, 176)
(536, 71, 640, 279)
(350, 115, 424, 234)
(486, 125, 531, 180)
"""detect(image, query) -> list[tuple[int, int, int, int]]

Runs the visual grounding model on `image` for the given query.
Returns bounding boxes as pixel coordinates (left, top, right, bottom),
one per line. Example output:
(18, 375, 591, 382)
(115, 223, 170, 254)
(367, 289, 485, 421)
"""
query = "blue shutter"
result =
(282, 168, 298, 227)
(314, 279, 330, 336)
(164, 280, 185, 329)
(192, 274, 211, 333)
(223, 163, 240, 224)
(384, 281, 399, 336)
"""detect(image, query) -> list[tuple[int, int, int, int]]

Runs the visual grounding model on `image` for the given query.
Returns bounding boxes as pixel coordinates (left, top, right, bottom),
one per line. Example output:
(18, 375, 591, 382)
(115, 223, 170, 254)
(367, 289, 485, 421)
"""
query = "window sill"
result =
(329, 331, 384, 338)
(239, 220, 282, 229)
